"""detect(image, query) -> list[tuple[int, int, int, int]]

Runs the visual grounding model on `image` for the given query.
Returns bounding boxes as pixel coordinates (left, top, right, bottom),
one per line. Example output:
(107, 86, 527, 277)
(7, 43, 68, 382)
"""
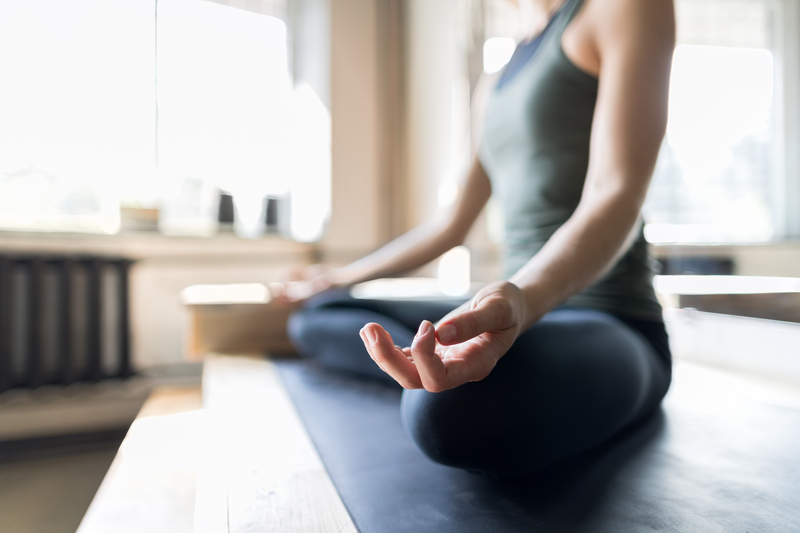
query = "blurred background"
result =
(1, 0, 800, 531)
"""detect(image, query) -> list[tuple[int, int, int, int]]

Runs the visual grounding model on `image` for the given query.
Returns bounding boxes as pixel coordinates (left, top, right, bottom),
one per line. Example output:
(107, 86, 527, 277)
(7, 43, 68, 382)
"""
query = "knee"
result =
(286, 289, 356, 351)
(401, 387, 515, 477)
(401, 389, 462, 467)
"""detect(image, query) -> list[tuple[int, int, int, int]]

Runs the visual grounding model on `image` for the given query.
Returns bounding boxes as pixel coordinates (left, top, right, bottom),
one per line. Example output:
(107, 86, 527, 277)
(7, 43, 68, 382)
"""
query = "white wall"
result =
(405, 0, 462, 228)
(404, 0, 499, 281)
(323, 0, 383, 255)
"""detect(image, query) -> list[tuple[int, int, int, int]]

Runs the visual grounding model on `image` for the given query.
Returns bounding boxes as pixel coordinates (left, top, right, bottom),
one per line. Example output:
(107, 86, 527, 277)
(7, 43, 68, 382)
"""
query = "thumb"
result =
(436, 298, 514, 345)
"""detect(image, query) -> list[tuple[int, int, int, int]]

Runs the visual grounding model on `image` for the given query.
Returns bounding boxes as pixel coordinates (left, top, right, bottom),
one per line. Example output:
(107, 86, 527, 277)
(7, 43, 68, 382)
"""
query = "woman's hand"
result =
(268, 264, 335, 303)
(359, 281, 527, 391)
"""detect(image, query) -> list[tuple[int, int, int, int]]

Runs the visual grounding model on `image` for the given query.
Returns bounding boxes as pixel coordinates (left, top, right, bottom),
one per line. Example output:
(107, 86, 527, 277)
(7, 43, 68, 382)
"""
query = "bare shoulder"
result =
(565, 0, 674, 76)
(587, 0, 676, 54)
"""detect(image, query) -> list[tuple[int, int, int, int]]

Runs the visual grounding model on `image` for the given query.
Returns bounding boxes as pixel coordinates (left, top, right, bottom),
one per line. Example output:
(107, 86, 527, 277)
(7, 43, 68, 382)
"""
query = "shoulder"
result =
(586, 0, 676, 56)
(565, 0, 674, 76)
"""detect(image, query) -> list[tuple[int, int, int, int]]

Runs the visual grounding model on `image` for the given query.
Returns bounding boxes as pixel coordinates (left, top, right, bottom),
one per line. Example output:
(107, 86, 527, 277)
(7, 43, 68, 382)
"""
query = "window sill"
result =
(0, 230, 315, 261)
(650, 241, 800, 278)
(650, 241, 800, 256)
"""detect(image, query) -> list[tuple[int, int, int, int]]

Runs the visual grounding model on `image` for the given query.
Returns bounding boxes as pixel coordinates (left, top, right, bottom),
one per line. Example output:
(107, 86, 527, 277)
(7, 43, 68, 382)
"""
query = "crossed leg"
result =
(288, 290, 671, 478)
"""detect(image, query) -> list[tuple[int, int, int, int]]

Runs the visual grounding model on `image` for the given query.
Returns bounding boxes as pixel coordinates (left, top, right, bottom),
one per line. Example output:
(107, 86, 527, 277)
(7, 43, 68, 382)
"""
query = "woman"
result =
(281, 0, 675, 478)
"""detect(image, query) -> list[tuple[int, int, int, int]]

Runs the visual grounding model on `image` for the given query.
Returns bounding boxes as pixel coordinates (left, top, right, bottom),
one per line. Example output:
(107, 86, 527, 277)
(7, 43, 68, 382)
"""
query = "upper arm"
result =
(445, 156, 492, 243)
(582, 0, 675, 207)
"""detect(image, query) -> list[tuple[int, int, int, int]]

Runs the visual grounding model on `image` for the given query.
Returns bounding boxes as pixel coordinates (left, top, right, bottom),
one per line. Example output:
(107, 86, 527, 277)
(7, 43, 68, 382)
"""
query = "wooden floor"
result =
(77, 355, 356, 533)
(77, 386, 202, 533)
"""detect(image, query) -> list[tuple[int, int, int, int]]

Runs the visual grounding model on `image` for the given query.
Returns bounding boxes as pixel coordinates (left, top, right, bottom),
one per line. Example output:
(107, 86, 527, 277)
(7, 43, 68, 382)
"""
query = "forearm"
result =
(329, 222, 466, 287)
(330, 157, 492, 288)
(509, 189, 643, 330)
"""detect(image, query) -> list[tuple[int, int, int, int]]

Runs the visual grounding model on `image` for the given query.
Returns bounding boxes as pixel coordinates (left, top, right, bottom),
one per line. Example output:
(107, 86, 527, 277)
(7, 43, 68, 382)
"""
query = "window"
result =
(643, 0, 797, 244)
(0, 0, 153, 234)
(0, 0, 331, 241)
(468, 0, 800, 245)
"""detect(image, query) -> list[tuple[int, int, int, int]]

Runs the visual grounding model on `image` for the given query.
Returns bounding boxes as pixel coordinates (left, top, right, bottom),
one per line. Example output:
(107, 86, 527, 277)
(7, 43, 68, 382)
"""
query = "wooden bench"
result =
(78, 355, 356, 533)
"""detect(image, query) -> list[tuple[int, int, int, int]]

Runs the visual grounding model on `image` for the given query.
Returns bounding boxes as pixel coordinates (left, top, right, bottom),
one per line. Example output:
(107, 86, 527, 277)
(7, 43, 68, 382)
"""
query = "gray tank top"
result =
(479, 0, 663, 322)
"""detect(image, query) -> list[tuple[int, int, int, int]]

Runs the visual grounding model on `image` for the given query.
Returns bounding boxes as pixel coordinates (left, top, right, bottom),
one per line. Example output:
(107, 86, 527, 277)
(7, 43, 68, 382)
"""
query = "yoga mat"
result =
(276, 360, 800, 532)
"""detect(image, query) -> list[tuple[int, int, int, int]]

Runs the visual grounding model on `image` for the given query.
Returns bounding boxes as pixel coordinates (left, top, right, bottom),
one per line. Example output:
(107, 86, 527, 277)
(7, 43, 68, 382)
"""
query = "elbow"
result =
(439, 222, 470, 250)
(582, 177, 648, 222)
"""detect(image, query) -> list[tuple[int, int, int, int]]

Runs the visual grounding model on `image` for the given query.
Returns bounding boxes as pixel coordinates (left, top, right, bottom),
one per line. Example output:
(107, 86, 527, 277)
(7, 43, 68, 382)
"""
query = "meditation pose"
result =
(280, 0, 675, 478)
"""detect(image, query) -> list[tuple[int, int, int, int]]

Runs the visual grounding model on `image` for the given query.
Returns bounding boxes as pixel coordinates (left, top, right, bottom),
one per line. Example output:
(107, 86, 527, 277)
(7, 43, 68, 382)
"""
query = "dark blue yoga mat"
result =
(276, 360, 800, 532)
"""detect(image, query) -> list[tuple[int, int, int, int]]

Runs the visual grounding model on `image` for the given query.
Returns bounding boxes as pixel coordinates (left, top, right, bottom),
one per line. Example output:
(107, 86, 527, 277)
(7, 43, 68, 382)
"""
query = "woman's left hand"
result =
(359, 281, 527, 391)
(268, 264, 336, 304)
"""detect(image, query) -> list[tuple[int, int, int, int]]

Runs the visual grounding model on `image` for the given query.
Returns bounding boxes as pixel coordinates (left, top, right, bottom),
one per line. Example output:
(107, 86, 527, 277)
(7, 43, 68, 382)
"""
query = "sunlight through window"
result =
(483, 37, 516, 74)
(644, 0, 778, 244)
(0, 0, 153, 234)
(0, 0, 331, 241)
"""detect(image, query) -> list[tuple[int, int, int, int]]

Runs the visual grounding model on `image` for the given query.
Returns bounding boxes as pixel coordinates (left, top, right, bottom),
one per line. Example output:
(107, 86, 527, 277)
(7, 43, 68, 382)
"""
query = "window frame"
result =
(774, 0, 800, 240)
(470, 0, 800, 244)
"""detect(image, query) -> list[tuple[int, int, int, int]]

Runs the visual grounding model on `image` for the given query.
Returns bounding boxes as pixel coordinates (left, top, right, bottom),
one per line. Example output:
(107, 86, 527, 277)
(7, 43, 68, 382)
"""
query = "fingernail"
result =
(417, 321, 431, 336)
(438, 324, 456, 343)
(363, 327, 377, 346)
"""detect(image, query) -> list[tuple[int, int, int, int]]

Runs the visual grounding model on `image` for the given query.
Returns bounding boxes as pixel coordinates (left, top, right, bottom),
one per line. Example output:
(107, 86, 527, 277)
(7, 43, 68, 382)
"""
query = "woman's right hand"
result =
(359, 281, 527, 391)
(268, 264, 337, 303)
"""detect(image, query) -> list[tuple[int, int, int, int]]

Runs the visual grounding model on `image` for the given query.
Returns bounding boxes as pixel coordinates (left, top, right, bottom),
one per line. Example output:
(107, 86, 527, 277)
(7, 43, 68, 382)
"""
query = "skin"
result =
(278, 0, 675, 392)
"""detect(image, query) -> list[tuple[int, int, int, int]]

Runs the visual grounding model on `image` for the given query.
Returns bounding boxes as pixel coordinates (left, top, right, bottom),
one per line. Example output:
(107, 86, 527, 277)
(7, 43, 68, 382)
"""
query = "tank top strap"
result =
(524, 0, 586, 74)
(547, 0, 587, 43)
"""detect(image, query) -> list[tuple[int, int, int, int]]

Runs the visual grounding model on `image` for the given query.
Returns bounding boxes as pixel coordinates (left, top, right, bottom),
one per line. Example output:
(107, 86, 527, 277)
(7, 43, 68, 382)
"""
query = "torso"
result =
(479, 0, 664, 322)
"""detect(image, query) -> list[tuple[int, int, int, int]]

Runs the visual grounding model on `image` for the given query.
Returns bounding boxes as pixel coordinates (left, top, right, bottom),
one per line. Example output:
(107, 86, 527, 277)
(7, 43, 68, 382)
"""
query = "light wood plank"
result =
(195, 355, 357, 533)
(77, 386, 203, 533)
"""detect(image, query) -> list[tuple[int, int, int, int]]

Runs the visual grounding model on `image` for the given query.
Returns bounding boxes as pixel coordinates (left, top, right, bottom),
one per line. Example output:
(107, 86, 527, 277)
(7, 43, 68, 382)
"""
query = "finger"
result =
(436, 299, 513, 346)
(361, 330, 389, 373)
(364, 325, 422, 388)
(267, 282, 287, 301)
(434, 301, 471, 329)
(361, 324, 422, 389)
(267, 282, 301, 306)
(309, 275, 332, 294)
(410, 321, 452, 393)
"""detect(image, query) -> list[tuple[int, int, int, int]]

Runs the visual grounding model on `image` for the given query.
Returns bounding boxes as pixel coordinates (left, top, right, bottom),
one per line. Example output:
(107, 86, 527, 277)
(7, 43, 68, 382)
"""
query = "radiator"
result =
(0, 255, 132, 393)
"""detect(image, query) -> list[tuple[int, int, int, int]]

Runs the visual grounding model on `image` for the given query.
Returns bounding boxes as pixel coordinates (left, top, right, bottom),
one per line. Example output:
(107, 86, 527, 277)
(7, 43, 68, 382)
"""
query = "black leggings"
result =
(288, 289, 672, 478)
